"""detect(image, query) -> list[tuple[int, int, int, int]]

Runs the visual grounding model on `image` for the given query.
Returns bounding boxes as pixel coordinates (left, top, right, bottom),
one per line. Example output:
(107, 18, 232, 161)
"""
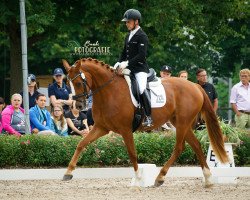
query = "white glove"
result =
(114, 62, 120, 69)
(120, 61, 128, 69)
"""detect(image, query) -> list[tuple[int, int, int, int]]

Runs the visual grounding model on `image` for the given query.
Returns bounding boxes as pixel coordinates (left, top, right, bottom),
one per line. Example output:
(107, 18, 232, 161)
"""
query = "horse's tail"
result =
(198, 85, 229, 164)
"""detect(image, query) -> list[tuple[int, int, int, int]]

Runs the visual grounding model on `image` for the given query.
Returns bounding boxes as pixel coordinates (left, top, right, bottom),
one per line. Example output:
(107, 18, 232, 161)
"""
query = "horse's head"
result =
(62, 59, 91, 111)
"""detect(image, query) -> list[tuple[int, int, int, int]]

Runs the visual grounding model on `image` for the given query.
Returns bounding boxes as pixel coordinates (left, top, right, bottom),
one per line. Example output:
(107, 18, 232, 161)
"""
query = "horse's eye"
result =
(76, 82, 82, 87)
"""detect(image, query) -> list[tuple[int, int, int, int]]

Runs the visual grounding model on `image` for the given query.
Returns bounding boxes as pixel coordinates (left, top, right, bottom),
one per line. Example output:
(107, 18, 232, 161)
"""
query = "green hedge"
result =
(0, 131, 249, 168)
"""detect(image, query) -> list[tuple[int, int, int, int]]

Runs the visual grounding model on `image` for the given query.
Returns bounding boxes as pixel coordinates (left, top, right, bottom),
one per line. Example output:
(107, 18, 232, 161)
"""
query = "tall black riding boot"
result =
(140, 89, 153, 127)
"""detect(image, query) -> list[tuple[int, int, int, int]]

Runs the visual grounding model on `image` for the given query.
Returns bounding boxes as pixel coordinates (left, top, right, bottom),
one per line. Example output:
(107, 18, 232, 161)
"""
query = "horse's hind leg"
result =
(154, 125, 187, 187)
(185, 129, 213, 187)
(63, 126, 109, 181)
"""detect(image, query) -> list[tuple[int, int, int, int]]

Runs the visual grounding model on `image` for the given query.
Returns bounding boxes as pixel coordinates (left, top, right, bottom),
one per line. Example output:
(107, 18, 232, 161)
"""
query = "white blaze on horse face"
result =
(69, 80, 76, 96)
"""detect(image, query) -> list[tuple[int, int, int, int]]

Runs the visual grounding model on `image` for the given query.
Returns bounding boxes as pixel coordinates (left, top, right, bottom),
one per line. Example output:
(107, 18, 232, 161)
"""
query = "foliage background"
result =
(0, 131, 249, 168)
(0, 0, 249, 103)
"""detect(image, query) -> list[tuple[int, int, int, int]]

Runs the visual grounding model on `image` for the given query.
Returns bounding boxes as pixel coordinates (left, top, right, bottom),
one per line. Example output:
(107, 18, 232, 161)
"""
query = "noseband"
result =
(67, 71, 115, 102)
(67, 72, 90, 101)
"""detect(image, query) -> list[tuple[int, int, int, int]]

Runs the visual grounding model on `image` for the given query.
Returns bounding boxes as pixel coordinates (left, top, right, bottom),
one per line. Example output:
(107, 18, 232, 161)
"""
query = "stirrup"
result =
(142, 116, 153, 127)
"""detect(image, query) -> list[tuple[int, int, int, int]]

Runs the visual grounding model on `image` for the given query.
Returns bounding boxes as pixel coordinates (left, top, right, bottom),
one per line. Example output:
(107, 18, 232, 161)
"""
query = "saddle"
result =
(130, 68, 158, 103)
(122, 68, 166, 132)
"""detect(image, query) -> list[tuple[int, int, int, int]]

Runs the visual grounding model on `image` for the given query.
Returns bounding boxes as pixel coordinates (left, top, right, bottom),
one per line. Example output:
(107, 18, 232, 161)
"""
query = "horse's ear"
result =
(62, 59, 71, 72)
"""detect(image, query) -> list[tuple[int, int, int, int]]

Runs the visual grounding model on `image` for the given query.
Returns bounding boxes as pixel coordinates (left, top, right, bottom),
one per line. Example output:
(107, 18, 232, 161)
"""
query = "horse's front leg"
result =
(121, 132, 140, 186)
(63, 126, 108, 181)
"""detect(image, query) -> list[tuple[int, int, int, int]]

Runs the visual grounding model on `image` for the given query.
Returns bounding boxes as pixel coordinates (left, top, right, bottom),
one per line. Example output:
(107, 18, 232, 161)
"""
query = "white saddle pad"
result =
(125, 76, 166, 108)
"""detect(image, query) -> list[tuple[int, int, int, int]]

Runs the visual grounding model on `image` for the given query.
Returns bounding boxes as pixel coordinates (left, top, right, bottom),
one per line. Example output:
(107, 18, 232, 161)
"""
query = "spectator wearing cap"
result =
(20, 74, 40, 108)
(0, 97, 6, 133)
(230, 68, 250, 129)
(48, 68, 73, 112)
(160, 65, 172, 78)
(160, 65, 175, 131)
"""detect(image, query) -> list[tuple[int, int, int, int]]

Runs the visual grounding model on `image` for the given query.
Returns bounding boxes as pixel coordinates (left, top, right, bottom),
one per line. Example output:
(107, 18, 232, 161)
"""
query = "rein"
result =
(67, 70, 116, 101)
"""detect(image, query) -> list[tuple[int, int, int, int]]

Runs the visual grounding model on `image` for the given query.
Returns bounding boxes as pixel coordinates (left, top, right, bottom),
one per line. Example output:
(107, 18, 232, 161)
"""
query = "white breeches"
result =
(135, 72, 147, 94)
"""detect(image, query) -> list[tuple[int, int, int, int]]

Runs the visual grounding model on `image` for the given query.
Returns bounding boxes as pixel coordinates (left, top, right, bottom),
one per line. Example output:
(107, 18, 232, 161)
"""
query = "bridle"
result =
(67, 69, 116, 102)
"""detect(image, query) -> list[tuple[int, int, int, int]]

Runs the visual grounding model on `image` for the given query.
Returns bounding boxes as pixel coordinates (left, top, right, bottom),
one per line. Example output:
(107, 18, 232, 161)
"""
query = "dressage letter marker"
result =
(206, 143, 237, 184)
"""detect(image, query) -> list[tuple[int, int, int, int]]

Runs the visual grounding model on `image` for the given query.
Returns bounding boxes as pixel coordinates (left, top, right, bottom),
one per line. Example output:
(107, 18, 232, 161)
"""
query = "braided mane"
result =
(80, 57, 114, 72)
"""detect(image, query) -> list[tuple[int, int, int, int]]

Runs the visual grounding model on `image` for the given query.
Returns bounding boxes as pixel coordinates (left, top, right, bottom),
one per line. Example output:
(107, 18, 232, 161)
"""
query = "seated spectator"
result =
(65, 101, 89, 136)
(178, 70, 188, 80)
(86, 93, 94, 130)
(51, 105, 68, 136)
(0, 97, 6, 133)
(48, 68, 72, 113)
(1, 94, 26, 137)
(30, 94, 55, 135)
(20, 74, 40, 108)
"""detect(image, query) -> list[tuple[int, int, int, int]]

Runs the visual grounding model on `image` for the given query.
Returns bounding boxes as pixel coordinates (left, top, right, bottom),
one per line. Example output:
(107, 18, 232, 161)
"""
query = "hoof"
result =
(63, 174, 73, 181)
(154, 180, 164, 187)
(204, 182, 213, 188)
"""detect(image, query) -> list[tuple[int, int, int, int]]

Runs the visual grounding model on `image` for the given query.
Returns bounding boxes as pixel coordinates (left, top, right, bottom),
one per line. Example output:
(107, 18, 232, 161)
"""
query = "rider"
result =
(114, 9, 153, 127)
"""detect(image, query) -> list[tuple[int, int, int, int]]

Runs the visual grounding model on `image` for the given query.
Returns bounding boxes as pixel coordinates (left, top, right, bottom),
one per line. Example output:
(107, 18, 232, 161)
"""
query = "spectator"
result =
(196, 68, 218, 112)
(65, 101, 89, 136)
(230, 68, 250, 129)
(1, 94, 26, 137)
(195, 68, 218, 130)
(0, 97, 6, 133)
(51, 104, 68, 136)
(86, 93, 94, 130)
(30, 94, 55, 135)
(160, 66, 175, 130)
(160, 65, 172, 78)
(20, 74, 40, 108)
(178, 70, 188, 80)
(48, 68, 73, 113)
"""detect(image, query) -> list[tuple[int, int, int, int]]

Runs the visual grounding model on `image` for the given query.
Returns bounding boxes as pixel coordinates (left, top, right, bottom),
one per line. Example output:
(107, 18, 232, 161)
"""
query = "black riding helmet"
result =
(122, 9, 141, 22)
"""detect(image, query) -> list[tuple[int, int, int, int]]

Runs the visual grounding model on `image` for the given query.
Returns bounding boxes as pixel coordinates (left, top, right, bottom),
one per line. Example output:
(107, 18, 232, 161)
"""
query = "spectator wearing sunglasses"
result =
(20, 74, 40, 108)
(48, 68, 73, 112)
(65, 101, 89, 136)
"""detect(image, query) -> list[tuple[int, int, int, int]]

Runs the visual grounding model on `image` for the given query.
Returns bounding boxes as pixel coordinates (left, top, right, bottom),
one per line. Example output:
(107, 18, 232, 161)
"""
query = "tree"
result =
(0, 0, 56, 95)
(0, 0, 249, 98)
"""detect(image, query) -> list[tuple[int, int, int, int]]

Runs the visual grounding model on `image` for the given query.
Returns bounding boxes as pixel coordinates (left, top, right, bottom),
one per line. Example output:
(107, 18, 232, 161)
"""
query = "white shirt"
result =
(230, 81, 250, 111)
(128, 26, 140, 42)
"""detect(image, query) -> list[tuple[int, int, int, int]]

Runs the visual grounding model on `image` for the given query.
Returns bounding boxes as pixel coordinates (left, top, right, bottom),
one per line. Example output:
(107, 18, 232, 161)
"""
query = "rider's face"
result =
(125, 19, 138, 31)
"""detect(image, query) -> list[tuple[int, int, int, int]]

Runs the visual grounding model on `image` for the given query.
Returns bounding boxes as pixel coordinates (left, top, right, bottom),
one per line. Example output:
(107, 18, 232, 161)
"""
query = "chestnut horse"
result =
(62, 58, 228, 187)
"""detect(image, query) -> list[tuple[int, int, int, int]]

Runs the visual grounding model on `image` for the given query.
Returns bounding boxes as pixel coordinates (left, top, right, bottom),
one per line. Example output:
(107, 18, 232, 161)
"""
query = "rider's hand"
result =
(120, 61, 128, 69)
(113, 62, 120, 69)
(117, 68, 124, 75)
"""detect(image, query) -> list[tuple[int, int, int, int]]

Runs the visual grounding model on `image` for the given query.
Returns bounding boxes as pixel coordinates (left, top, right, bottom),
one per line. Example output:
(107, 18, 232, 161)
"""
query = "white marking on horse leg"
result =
(131, 169, 142, 187)
(135, 169, 142, 180)
(202, 167, 213, 187)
